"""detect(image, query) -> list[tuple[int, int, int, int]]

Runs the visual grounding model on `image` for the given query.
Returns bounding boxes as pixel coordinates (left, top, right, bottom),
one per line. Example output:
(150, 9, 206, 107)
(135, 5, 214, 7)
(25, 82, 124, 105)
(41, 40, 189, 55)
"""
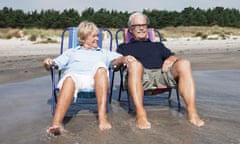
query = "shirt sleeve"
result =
(116, 43, 127, 55)
(53, 49, 72, 70)
(159, 43, 175, 60)
(104, 49, 122, 67)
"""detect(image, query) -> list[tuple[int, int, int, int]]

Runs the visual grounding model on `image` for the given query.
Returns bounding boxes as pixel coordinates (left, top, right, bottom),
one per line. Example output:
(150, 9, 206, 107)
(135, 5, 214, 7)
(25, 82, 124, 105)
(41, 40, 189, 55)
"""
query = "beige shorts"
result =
(57, 62, 108, 102)
(143, 67, 177, 90)
(123, 66, 177, 90)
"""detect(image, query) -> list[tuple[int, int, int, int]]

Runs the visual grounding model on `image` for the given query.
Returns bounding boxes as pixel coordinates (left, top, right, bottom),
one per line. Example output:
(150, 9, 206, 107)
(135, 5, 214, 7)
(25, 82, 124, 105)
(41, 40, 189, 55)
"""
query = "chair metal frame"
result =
(110, 28, 181, 112)
(50, 27, 113, 115)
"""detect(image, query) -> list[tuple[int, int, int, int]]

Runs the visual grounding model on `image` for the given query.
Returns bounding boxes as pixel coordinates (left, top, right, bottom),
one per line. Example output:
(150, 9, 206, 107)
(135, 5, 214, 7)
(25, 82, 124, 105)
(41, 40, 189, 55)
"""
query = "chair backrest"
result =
(60, 27, 113, 54)
(115, 28, 162, 46)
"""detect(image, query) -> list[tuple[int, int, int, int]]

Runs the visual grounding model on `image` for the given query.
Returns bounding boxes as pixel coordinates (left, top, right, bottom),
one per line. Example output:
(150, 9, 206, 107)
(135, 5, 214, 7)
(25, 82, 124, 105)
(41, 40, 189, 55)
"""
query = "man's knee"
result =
(175, 59, 192, 71)
(127, 60, 143, 72)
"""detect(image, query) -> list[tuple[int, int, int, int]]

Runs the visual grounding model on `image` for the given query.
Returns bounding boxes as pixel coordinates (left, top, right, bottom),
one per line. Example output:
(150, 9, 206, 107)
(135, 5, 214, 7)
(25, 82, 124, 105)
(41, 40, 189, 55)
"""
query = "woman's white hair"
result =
(127, 12, 150, 28)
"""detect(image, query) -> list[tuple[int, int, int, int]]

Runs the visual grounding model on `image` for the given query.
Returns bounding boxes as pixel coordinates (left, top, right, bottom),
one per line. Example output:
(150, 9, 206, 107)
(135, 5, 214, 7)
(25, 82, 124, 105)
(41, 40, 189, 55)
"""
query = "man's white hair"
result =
(127, 12, 150, 28)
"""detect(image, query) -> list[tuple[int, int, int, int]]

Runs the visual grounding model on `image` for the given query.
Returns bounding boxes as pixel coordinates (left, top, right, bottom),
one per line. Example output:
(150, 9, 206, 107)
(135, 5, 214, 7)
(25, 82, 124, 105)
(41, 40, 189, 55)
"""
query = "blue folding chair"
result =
(50, 27, 113, 116)
(110, 28, 181, 112)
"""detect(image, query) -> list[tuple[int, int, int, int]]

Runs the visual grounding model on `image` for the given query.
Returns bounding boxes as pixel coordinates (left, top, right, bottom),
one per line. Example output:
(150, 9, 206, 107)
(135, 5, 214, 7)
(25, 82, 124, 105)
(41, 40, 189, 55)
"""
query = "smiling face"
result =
(82, 31, 99, 48)
(77, 21, 99, 49)
(129, 14, 148, 41)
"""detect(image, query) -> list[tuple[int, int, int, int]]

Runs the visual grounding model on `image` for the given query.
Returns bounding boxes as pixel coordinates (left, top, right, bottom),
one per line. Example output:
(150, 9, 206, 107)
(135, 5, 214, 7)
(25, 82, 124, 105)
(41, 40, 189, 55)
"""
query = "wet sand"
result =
(0, 38, 240, 144)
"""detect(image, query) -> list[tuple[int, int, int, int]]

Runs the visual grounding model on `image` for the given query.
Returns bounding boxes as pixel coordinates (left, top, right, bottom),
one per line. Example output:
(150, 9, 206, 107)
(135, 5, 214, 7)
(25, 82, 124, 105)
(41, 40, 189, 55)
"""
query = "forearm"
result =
(111, 55, 137, 69)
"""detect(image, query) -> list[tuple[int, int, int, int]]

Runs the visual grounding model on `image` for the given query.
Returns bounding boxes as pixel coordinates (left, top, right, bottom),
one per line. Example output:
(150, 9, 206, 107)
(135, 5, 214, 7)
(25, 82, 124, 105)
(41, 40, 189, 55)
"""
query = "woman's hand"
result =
(43, 58, 53, 71)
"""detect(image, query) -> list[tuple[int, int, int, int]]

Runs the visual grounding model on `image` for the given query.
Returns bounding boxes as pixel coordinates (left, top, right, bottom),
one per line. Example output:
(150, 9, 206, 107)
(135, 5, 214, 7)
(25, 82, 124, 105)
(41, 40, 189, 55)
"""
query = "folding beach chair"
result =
(50, 27, 113, 116)
(110, 28, 181, 112)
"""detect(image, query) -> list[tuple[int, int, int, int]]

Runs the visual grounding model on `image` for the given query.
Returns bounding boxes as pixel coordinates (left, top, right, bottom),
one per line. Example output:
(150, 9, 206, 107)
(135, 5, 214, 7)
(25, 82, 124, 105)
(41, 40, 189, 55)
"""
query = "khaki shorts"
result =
(123, 66, 177, 90)
(142, 67, 177, 90)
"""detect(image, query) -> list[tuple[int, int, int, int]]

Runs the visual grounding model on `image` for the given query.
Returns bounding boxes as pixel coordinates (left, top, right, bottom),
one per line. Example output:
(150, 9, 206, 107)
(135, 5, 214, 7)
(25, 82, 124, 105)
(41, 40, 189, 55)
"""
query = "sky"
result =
(1, 0, 240, 13)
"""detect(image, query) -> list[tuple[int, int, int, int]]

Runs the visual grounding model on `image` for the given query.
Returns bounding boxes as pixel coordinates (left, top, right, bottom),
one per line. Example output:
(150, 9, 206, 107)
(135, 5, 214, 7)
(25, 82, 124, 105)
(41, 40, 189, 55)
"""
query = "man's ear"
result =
(128, 28, 133, 34)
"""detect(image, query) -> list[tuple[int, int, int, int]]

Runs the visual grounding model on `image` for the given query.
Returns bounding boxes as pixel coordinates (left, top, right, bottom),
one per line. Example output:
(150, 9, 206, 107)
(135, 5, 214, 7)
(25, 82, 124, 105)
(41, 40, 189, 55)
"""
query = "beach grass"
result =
(0, 26, 240, 41)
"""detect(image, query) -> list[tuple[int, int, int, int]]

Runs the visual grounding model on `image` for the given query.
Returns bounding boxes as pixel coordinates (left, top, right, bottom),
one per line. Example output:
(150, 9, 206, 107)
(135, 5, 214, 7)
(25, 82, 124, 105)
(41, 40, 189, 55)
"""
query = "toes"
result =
(99, 123, 112, 131)
(46, 125, 64, 136)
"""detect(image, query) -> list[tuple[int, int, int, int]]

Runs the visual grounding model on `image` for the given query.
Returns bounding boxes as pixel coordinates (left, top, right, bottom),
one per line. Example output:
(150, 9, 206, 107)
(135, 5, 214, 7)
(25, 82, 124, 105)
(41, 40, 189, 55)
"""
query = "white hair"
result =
(127, 12, 150, 28)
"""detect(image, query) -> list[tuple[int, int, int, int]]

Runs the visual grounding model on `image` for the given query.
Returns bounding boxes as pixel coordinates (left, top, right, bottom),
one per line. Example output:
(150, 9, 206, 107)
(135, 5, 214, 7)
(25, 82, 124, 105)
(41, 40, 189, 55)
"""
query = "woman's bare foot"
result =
(46, 125, 65, 136)
(136, 115, 151, 129)
(98, 117, 112, 131)
(188, 113, 205, 127)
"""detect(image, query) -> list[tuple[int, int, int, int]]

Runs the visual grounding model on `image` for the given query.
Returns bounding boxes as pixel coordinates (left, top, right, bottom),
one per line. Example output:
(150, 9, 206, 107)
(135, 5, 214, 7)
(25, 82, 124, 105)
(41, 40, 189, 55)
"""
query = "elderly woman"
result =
(43, 21, 137, 135)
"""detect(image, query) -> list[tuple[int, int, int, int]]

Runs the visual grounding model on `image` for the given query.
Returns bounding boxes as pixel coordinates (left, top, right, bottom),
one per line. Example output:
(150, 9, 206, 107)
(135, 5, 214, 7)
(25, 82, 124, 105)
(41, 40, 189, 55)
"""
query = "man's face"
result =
(129, 15, 148, 41)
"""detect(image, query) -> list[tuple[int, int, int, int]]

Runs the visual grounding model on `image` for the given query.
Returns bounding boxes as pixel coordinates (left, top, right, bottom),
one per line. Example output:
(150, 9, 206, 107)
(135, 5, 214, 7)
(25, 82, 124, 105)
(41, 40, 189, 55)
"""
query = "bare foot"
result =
(136, 116, 151, 129)
(99, 118, 112, 131)
(188, 113, 205, 127)
(46, 125, 65, 136)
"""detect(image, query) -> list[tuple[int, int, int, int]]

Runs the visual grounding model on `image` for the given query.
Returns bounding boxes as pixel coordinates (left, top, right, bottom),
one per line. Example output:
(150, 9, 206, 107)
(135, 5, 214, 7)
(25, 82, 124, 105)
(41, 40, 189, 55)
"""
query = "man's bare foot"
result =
(99, 118, 112, 131)
(46, 125, 65, 136)
(188, 113, 205, 127)
(136, 116, 151, 129)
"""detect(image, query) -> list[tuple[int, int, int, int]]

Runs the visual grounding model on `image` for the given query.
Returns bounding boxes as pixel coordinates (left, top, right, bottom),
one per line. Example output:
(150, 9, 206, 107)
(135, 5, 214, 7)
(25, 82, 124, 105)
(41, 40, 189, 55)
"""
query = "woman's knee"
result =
(95, 67, 108, 77)
(64, 76, 74, 83)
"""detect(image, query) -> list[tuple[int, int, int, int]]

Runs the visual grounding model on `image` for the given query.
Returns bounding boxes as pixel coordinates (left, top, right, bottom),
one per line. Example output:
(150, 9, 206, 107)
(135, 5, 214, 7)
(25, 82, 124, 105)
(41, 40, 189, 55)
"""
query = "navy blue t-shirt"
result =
(117, 39, 174, 69)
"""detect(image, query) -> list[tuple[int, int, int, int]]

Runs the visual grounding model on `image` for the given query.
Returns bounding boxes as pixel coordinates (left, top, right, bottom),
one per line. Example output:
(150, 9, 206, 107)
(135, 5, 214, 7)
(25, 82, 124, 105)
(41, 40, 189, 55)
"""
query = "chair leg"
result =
(109, 71, 115, 104)
(106, 95, 110, 113)
(118, 68, 124, 101)
(168, 89, 172, 107)
(126, 90, 134, 113)
(51, 89, 59, 116)
(176, 89, 181, 110)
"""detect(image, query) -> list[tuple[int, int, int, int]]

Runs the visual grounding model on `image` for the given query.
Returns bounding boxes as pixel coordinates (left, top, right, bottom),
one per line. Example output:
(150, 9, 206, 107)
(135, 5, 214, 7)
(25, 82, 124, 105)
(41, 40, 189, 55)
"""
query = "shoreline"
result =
(0, 37, 240, 84)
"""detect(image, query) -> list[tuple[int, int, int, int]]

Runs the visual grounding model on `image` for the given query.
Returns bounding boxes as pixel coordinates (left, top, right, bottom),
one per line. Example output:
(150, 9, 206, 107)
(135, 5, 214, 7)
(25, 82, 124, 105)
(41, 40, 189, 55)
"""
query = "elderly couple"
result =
(43, 12, 204, 136)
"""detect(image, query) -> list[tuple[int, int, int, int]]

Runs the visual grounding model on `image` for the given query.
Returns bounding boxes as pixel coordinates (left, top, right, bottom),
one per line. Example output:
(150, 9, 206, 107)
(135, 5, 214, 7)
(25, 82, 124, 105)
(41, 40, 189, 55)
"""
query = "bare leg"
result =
(94, 68, 112, 130)
(127, 61, 151, 129)
(47, 77, 75, 135)
(172, 59, 204, 127)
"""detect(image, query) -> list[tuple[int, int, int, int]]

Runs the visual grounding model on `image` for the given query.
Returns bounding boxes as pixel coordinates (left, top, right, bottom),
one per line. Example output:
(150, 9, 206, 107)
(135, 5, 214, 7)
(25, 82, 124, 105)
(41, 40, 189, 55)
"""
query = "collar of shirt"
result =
(129, 38, 151, 43)
(75, 45, 102, 51)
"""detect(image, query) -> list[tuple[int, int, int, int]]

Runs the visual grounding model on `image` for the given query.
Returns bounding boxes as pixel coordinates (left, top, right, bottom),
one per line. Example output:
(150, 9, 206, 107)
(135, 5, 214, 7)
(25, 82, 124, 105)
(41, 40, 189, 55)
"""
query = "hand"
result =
(43, 58, 53, 71)
(124, 55, 136, 67)
(162, 59, 173, 73)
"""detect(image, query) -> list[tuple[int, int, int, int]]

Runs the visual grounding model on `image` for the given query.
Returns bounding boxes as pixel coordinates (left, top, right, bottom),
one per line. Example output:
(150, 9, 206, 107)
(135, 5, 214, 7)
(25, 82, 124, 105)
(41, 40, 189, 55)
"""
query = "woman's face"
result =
(82, 31, 99, 48)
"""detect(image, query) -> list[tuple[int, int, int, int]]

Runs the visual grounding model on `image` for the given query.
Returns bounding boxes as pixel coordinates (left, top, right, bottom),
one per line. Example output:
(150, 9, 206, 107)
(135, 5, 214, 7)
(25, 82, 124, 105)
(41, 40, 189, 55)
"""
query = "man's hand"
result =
(162, 55, 178, 72)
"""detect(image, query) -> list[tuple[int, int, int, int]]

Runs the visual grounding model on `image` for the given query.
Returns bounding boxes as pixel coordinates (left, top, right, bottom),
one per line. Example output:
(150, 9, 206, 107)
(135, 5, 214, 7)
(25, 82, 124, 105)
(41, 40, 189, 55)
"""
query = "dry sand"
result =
(0, 36, 240, 84)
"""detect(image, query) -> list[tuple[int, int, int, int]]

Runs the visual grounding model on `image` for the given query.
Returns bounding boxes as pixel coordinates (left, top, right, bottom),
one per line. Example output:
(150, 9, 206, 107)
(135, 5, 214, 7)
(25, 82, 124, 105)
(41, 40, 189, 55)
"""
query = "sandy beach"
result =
(0, 36, 240, 84)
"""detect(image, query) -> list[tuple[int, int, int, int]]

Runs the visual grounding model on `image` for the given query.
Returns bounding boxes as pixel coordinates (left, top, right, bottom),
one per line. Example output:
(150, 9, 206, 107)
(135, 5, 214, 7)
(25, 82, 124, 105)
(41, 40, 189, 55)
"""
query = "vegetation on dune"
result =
(0, 6, 240, 42)
(0, 6, 240, 29)
(1, 26, 240, 43)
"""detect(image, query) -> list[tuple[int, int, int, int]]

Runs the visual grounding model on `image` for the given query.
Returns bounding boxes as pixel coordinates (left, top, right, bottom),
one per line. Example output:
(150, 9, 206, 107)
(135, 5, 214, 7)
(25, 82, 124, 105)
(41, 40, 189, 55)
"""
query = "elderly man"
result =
(117, 12, 204, 127)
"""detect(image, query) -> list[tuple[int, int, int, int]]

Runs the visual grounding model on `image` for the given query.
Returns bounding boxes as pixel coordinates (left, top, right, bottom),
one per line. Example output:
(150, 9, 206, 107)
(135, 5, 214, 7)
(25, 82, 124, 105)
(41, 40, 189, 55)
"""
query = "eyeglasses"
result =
(130, 24, 148, 28)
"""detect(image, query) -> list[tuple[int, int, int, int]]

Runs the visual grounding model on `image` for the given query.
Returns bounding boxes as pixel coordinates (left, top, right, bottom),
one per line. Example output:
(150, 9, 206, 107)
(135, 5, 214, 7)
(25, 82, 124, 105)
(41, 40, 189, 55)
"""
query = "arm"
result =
(111, 55, 137, 70)
(162, 55, 179, 72)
